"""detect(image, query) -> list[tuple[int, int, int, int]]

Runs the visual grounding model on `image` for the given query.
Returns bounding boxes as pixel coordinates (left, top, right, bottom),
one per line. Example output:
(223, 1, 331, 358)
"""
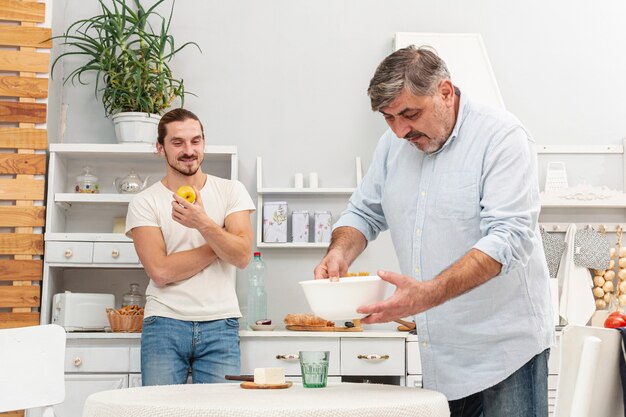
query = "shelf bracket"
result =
(56, 201, 71, 210)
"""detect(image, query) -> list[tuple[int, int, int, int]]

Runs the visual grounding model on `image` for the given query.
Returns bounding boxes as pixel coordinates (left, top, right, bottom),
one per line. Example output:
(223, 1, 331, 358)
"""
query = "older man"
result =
(314, 46, 554, 417)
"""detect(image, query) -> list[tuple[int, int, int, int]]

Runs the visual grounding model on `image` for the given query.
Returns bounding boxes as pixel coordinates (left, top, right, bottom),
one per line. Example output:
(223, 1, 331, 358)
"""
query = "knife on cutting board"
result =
(225, 375, 254, 382)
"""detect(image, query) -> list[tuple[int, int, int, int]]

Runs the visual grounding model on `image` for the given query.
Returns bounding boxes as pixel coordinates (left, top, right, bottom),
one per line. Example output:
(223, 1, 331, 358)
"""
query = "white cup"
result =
(309, 172, 319, 188)
(294, 173, 304, 188)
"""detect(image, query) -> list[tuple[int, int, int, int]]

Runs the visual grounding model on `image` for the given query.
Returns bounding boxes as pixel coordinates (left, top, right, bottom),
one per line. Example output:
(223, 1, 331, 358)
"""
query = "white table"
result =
(83, 382, 449, 417)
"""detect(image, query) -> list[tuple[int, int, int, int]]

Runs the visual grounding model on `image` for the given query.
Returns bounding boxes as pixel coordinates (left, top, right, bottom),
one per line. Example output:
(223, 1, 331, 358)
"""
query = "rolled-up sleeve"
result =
(333, 133, 392, 241)
(473, 127, 539, 275)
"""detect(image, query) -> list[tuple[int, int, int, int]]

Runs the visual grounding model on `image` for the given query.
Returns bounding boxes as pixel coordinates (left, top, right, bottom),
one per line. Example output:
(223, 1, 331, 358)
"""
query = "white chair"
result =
(0, 324, 66, 417)
(554, 325, 624, 417)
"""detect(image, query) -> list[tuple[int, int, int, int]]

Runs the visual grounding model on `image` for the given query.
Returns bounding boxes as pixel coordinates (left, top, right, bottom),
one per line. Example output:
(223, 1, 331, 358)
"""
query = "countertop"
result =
(65, 329, 412, 340)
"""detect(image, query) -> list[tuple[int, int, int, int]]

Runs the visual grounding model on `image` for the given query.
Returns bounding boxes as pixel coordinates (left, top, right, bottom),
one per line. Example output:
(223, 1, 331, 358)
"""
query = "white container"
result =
(300, 276, 388, 320)
(263, 201, 288, 243)
(314, 211, 332, 243)
(309, 172, 319, 188)
(292, 210, 310, 243)
(294, 173, 304, 188)
(111, 112, 160, 144)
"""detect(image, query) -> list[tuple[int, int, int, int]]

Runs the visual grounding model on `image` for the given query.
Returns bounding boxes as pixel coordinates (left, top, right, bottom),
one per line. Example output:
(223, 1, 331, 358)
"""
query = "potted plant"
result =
(51, 0, 200, 143)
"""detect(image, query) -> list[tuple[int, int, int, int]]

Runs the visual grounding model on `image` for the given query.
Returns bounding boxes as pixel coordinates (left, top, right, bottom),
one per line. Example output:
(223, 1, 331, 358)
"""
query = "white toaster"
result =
(51, 291, 115, 331)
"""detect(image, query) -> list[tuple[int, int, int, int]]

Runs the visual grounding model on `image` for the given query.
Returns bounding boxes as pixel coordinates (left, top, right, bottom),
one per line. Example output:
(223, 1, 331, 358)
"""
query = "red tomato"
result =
(608, 311, 626, 320)
(604, 315, 626, 328)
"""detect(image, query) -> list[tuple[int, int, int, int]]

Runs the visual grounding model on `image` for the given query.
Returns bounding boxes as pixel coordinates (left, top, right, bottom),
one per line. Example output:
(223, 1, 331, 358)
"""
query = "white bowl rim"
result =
(299, 275, 381, 286)
(249, 324, 277, 331)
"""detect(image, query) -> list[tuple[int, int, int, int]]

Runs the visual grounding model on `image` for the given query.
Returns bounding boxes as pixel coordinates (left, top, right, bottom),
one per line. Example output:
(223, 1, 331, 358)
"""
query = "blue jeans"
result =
(449, 348, 550, 417)
(141, 316, 240, 386)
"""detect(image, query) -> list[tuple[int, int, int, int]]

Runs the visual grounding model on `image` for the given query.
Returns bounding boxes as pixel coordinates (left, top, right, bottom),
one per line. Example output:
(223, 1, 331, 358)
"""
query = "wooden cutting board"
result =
(285, 325, 362, 332)
(240, 381, 293, 389)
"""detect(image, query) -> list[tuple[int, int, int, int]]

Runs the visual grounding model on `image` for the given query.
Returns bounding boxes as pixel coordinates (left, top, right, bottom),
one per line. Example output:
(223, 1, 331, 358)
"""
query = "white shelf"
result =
(540, 193, 626, 208)
(46, 263, 143, 269)
(258, 188, 356, 195)
(45, 233, 131, 242)
(55, 193, 135, 204)
(50, 143, 237, 156)
(257, 242, 330, 249)
(255, 156, 362, 249)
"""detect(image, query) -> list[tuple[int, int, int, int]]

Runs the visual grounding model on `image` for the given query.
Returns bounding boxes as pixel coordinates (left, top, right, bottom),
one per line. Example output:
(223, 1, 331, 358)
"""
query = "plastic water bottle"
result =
(246, 251, 267, 329)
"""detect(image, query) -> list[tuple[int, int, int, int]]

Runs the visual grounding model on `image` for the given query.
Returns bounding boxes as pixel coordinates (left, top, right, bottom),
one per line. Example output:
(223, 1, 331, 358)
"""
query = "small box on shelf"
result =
(262, 201, 288, 243)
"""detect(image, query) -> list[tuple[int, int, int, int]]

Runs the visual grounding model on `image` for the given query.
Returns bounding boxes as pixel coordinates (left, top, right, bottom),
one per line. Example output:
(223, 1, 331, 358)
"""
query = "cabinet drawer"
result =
(93, 242, 139, 264)
(65, 347, 130, 373)
(341, 338, 405, 376)
(46, 241, 93, 263)
(241, 337, 340, 376)
(406, 341, 422, 374)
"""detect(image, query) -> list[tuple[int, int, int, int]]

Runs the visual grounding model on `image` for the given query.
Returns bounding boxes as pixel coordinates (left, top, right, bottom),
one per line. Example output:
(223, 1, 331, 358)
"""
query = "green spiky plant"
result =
(51, 0, 200, 117)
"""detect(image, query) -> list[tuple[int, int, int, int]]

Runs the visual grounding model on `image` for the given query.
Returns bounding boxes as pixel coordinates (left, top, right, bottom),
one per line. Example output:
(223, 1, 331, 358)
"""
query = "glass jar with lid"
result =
(122, 283, 145, 308)
(75, 165, 99, 193)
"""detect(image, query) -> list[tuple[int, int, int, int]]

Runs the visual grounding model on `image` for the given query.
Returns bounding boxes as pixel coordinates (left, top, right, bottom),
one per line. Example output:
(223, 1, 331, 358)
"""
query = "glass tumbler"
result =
(299, 351, 329, 388)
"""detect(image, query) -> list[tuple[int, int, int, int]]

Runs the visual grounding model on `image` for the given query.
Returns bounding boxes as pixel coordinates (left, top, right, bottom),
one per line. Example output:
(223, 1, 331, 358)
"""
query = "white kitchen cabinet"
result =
(241, 337, 341, 376)
(240, 331, 406, 385)
(42, 144, 238, 416)
(42, 143, 238, 323)
(255, 156, 362, 248)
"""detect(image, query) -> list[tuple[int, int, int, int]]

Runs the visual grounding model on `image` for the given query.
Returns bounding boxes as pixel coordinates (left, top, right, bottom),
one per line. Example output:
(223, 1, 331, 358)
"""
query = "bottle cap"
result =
(254, 251, 261, 257)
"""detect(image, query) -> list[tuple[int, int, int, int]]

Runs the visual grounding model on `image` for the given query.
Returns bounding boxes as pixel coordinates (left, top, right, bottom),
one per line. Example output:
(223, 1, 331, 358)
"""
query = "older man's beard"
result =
(405, 102, 454, 154)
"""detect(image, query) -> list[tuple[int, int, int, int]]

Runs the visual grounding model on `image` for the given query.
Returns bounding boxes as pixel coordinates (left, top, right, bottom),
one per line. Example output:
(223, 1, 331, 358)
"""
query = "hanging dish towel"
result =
(558, 224, 596, 325)
(573, 227, 611, 270)
(540, 228, 567, 278)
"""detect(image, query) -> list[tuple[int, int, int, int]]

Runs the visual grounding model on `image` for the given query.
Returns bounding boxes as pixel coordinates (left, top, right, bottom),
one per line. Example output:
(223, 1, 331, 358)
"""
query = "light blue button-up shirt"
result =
(334, 91, 554, 400)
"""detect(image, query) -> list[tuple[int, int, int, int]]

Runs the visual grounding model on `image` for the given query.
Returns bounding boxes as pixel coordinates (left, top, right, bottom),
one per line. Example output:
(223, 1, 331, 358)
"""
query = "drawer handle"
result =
(64, 249, 73, 258)
(73, 357, 82, 367)
(357, 354, 389, 360)
(276, 354, 299, 360)
(111, 249, 120, 258)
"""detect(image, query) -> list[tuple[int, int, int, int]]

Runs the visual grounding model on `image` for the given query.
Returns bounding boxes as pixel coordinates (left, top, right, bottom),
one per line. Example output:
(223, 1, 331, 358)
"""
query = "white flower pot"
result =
(111, 112, 161, 144)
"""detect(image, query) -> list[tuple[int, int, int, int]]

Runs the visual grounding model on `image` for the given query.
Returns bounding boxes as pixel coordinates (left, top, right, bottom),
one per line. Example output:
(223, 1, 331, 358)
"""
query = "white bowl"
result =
(249, 324, 277, 331)
(299, 275, 388, 320)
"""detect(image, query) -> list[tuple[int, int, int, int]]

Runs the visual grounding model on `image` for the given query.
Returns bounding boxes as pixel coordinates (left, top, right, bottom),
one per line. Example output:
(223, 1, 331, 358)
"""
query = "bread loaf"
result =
(284, 313, 334, 327)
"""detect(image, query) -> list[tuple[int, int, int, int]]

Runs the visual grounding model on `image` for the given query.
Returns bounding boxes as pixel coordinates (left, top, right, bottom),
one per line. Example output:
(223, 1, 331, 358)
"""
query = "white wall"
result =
(48, 0, 626, 327)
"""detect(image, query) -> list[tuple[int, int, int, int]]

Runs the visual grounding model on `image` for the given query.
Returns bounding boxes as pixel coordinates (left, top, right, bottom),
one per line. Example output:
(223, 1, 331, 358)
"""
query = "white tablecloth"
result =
(83, 382, 449, 417)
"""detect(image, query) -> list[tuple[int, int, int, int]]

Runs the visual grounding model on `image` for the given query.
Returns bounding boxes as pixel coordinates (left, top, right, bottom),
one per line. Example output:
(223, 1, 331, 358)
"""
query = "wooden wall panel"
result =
(0, 178, 45, 200)
(0, 1, 48, 356)
(0, 153, 46, 174)
(0, 207, 45, 227)
(0, 76, 48, 98)
(0, 26, 51, 48)
(0, 234, 44, 255)
(0, 50, 49, 73)
(0, 312, 39, 328)
(0, 102, 47, 123)
(0, 285, 40, 307)
(0, 259, 42, 280)
(0, 0, 45, 22)
(0, 128, 47, 149)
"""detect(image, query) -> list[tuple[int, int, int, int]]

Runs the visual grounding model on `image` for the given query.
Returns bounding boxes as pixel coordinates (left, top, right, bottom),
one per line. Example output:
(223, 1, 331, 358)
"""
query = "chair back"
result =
(555, 325, 624, 417)
(0, 324, 66, 413)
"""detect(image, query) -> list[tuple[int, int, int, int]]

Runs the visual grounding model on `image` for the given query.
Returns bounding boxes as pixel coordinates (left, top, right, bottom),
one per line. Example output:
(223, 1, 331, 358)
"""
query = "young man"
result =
(314, 46, 554, 417)
(126, 108, 255, 386)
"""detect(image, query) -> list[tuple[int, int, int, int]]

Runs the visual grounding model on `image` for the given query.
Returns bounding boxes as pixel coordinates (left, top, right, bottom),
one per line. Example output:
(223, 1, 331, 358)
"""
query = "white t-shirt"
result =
(125, 175, 255, 321)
